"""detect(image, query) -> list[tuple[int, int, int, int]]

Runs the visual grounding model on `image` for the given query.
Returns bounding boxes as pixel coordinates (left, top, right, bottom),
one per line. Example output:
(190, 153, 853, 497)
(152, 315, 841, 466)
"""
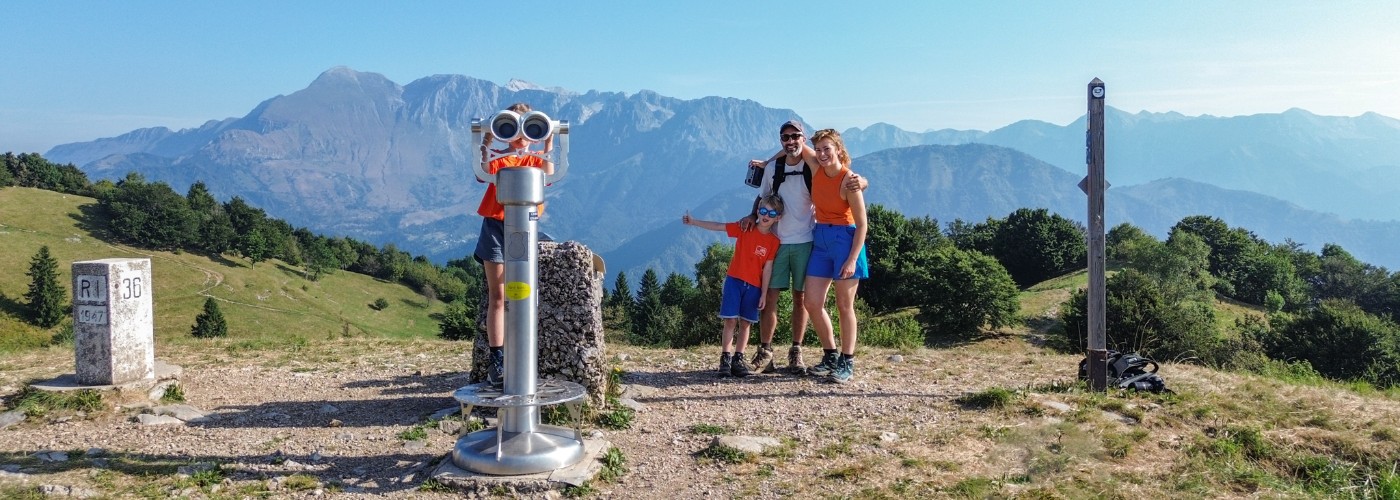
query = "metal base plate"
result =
(452, 425, 586, 475)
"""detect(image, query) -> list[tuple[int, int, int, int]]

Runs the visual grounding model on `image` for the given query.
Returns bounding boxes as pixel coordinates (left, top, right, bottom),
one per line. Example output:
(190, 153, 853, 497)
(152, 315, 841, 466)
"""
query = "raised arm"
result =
(682, 212, 726, 232)
(799, 143, 817, 167)
(540, 135, 556, 176)
(845, 170, 869, 192)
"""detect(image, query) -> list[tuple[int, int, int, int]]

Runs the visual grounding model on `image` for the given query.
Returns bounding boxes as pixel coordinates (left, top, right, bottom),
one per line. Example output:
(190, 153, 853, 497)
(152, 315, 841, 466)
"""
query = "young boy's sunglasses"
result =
(757, 207, 781, 218)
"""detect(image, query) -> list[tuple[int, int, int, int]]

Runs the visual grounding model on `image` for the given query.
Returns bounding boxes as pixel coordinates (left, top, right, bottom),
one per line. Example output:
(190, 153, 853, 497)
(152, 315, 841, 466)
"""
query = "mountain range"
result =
(42, 67, 1400, 285)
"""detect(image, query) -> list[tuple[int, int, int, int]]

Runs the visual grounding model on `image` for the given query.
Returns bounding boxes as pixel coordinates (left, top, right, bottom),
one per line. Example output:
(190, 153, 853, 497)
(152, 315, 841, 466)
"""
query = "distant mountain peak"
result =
(308, 66, 396, 92)
(505, 78, 540, 91)
(505, 78, 577, 96)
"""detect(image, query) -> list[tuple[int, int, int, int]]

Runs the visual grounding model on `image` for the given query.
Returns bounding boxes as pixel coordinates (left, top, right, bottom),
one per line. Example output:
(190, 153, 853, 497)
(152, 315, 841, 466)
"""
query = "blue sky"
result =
(3, 1, 1398, 154)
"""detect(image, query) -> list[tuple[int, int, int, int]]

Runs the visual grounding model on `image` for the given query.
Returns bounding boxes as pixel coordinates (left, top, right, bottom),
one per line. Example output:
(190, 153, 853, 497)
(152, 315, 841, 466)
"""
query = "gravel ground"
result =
(1, 335, 1087, 498)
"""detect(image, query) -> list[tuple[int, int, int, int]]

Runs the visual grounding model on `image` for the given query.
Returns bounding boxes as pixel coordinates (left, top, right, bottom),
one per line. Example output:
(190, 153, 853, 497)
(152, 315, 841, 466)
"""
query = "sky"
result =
(3, 1, 1398, 154)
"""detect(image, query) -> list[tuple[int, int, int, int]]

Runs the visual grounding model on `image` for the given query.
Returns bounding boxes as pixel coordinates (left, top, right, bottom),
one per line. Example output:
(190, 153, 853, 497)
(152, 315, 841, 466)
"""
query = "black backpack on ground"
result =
(1077, 351, 1171, 393)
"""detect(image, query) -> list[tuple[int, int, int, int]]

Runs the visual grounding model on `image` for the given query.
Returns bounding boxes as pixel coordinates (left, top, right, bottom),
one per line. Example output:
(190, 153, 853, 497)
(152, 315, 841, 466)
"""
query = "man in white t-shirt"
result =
(741, 120, 867, 374)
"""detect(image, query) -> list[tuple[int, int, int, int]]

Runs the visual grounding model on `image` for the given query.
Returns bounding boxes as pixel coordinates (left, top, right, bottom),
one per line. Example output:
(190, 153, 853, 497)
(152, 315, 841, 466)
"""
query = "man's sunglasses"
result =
(780, 133, 803, 142)
(757, 207, 782, 218)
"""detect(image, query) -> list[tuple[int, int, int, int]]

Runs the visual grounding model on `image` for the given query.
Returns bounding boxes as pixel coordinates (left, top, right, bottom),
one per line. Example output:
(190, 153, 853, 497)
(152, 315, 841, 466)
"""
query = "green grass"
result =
(0, 187, 446, 355)
(689, 423, 729, 435)
(6, 386, 104, 417)
(955, 387, 1018, 410)
(697, 444, 753, 464)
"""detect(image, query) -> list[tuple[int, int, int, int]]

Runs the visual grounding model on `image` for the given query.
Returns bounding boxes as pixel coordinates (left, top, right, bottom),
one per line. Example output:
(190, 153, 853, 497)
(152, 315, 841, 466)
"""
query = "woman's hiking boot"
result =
(717, 353, 733, 377)
(808, 351, 840, 377)
(827, 356, 854, 384)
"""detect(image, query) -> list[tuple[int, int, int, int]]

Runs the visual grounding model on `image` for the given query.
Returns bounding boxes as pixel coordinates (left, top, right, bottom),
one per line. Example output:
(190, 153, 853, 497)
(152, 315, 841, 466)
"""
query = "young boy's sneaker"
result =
(808, 351, 839, 377)
(787, 345, 806, 375)
(827, 357, 855, 384)
(486, 349, 505, 387)
(751, 346, 775, 374)
(717, 353, 733, 378)
(731, 353, 753, 377)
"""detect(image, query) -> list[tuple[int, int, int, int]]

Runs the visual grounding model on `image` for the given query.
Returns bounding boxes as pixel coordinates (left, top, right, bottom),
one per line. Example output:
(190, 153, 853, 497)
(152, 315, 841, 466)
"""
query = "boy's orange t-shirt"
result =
(476, 152, 547, 221)
(725, 223, 781, 287)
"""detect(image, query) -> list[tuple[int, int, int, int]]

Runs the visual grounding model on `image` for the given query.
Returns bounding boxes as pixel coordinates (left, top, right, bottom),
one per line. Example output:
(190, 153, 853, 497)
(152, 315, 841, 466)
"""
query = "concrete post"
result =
(71, 258, 154, 386)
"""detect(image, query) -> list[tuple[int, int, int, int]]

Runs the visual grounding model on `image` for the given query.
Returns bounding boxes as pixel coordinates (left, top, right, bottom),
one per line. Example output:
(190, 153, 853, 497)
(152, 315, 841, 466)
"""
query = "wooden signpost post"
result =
(1081, 78, 1109, 391)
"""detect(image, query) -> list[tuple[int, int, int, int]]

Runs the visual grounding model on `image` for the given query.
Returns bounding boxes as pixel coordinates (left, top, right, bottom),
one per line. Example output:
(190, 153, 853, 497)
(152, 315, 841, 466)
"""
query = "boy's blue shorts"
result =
(719, 276, 761, 323)
(807, 223, 869, 280)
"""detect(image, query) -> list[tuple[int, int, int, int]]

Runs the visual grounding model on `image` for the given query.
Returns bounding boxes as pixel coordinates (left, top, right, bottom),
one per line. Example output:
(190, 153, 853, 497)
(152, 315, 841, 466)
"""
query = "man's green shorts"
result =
(769, 242, 812, 292)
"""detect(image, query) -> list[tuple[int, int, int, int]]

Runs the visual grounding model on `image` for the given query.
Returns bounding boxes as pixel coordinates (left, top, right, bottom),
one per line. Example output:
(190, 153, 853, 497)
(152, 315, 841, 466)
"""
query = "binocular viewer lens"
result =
(490, 110, 555, 142)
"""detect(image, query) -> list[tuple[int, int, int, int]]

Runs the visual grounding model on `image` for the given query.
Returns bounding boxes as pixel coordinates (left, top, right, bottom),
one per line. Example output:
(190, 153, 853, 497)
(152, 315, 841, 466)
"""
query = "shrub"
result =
(905, 245, 1019, 337)
(1266, 300, 1400, 387)
(437, 300, 478, 341)
(191, 298, 228, 338)
(859, 308, 923, 350)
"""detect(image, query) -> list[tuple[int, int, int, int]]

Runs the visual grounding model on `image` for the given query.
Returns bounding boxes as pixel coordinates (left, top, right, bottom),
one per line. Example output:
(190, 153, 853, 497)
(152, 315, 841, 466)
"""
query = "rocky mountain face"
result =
(48, 67, 803, 262)
(45, 67, 1400, 284)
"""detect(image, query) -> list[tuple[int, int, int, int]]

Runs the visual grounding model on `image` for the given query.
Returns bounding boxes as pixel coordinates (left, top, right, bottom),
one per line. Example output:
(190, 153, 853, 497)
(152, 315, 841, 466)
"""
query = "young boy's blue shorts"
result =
(719, 276, 761, 323)
(807, 223, 869, 280)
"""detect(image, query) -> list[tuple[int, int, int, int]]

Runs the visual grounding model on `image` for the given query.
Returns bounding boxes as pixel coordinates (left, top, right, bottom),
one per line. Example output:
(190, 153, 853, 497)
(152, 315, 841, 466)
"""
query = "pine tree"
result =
(191, 297, 228, 338)
(604, 271, 633, 335)
(631, 269, 666, 345)
(25, 245, 67, 328)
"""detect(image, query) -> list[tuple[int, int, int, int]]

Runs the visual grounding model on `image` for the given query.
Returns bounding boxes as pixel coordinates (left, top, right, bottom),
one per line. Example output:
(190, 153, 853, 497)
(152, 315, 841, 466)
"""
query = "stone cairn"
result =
(471, 241, 607, 406)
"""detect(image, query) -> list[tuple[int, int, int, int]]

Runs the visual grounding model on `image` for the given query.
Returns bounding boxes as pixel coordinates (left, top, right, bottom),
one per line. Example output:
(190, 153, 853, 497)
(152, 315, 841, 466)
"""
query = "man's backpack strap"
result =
(771, 158, 813, 194)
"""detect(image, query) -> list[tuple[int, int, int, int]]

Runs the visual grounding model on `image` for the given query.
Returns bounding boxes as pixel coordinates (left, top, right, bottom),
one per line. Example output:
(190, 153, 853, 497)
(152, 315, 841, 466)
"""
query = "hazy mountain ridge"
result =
(41, 67, 1400, 284)
(606, 144, 1400, 282)
(971, 108, 1400, 221)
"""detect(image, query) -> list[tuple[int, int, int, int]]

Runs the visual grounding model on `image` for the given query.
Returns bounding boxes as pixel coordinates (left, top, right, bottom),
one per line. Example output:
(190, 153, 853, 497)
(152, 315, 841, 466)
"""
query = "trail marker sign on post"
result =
(1082, 78, 1109, 391)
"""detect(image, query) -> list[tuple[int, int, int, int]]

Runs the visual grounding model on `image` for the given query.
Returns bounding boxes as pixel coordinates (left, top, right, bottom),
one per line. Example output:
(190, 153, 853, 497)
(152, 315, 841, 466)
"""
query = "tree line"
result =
(11, 151, 1398, 387)
(595, 206, 1087, 349)
(1060, 216, 1400, 388)
(599, 200, 1400, 389)
(3, 152, 483, 313)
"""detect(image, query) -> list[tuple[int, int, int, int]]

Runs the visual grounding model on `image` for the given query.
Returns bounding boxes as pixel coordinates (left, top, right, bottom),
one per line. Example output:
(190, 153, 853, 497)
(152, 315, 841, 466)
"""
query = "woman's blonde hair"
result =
(810, 128, 849, 168)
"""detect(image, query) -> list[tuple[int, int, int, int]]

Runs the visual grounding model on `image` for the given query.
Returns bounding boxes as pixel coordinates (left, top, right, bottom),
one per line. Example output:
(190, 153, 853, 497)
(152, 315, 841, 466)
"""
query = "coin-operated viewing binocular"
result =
(471, 110, 570, 184)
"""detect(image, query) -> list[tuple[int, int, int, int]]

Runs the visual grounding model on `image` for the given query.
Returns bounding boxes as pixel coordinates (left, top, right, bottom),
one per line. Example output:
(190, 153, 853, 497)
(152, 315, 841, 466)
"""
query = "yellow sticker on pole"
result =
(505, 282, 531, 301)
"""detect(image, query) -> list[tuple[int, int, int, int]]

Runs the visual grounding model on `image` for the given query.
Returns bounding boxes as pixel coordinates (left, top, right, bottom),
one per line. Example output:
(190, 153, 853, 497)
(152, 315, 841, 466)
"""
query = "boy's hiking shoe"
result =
(787, 345, 806, 375)
(751, 346, 775, 374)
(731, 353, 753, 377)
(808, 351, 839, 377)
(827, 357, 854, 384)
(486, 350, 505, 387)
(718, 353, 733, 377)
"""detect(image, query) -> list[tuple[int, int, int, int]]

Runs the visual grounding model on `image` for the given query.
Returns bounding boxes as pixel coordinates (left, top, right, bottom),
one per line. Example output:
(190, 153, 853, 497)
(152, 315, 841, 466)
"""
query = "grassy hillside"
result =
(0, 187, 446, 353)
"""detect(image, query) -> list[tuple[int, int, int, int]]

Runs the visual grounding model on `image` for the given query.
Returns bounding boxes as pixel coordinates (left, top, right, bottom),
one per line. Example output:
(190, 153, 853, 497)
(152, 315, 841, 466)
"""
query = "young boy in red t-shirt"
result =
(682, 194, 784, 377)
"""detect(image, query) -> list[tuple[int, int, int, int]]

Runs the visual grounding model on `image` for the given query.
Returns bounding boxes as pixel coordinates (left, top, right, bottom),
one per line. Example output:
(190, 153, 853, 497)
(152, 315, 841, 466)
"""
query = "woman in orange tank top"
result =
(801, 129, 867, 384)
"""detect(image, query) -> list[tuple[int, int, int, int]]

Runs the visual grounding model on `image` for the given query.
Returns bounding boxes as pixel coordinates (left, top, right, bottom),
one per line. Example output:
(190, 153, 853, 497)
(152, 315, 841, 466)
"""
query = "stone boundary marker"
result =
(22, 258, 184, 427)
(71, 258, 154, 386)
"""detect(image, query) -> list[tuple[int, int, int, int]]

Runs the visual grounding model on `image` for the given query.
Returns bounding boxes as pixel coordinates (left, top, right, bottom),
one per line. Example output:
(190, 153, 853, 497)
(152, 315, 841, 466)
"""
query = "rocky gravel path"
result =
(1, 336, 1080, 498)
